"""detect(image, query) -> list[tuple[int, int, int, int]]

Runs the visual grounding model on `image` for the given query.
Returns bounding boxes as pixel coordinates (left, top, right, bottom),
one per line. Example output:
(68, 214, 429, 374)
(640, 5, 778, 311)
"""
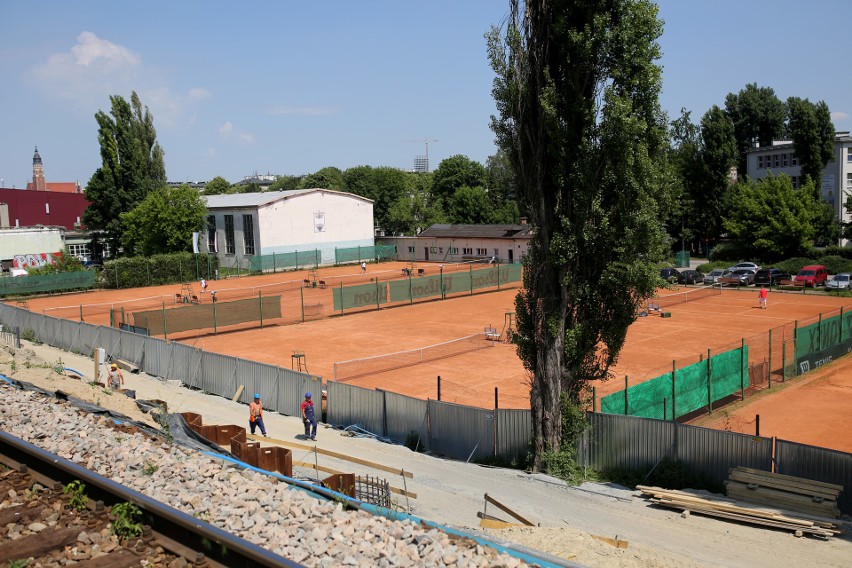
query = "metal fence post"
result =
(707, 348, 713, 412)
(301, 286, 305, 322)
(818, 313, 823, 351)
(740, 338, 745, 400)
(624, 375, 629, 415)
(162, 302, 167, 339)
(768, 328, 773, 389)
(671, 361, 677, 420)
(259, 291, 263, 328)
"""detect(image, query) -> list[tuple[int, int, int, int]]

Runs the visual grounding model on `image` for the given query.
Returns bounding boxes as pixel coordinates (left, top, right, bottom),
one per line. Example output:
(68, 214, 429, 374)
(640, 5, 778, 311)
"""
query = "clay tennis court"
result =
(18, 266, 852, 423)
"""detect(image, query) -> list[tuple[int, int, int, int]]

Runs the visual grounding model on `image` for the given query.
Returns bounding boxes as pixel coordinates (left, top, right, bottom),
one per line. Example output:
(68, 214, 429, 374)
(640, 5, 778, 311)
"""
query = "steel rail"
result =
(0, 429, 302, 568)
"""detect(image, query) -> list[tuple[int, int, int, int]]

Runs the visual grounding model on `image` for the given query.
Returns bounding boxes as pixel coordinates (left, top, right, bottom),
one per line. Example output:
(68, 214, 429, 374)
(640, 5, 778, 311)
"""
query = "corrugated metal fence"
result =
(5, 301, 851, 507)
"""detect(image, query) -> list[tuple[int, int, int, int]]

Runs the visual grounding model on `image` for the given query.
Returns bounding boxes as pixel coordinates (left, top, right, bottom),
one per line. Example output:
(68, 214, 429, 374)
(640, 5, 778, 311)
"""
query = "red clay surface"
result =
(16, 266, 852, 451)
(690, 355, 852, 453)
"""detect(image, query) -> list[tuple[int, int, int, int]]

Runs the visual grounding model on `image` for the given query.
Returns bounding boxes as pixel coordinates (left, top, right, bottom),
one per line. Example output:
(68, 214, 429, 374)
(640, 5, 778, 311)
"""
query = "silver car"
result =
(703, 269, 727, 285)
(826, 273, 851, 290)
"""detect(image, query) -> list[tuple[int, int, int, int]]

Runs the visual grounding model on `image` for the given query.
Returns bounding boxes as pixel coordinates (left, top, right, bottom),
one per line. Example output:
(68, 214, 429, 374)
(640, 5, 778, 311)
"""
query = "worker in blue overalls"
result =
(301, 392, 317, 441)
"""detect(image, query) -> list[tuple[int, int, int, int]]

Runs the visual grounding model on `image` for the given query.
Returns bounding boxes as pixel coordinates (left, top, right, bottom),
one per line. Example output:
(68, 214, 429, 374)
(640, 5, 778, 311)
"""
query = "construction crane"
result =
(402, 138, 438, 173)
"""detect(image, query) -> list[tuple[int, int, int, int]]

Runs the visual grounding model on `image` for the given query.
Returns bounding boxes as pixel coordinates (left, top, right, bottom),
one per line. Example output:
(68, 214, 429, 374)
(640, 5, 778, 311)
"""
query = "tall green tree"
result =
(430, 155, 487, 203)
(696, 105, 738, 241)
(786, 97, 836, 190)
(724, 175, 816, 260)
(268, 175, 302, 191)
(386, 173, 444, 236)
(83, 92, 166, 255)
(120, 185, 208, 256)
(203, 176, 232, 195)
(488, 0, 670, 467)
(447, 185, 495, 224)
(724, 84, 786, 177)
(299, 166, 345, 190)
(667, 108, 701, 251)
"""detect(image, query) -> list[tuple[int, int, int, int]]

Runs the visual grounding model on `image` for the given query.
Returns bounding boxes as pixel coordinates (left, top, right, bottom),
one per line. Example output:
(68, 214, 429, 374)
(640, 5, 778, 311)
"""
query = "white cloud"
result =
(267, 105, 337, 116)
(832, 111, 849, 121)
(238, 133, 254, 145)
(26, 32, 210, 127)
(219, 121, 233, 135)
(206, 148, 216, 156)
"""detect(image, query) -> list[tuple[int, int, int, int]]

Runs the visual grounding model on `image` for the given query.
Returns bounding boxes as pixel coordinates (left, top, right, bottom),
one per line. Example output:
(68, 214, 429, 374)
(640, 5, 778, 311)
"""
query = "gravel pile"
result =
(0, 384, 530, 567)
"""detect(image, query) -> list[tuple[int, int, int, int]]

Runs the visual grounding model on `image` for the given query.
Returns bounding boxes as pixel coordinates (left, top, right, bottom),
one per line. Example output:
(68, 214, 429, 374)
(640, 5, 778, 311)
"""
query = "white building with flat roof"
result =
(746, 132, 852, 244)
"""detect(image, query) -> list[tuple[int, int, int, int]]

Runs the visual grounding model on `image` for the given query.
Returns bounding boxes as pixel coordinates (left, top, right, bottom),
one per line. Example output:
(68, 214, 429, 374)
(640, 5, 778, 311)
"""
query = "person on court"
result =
(758, 285, 768, 309)
(301, 392, 317, 440)
(200, 277, 208, 293)
(361, 261, 367, 273)
(249, 393, 268, 437)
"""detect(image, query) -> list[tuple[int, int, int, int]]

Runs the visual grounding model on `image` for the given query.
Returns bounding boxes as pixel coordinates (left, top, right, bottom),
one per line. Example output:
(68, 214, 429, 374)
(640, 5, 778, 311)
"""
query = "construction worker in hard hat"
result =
(301, 392, 317, 441)
(108, 363, 124, 390)
(249, 393, 267, 437)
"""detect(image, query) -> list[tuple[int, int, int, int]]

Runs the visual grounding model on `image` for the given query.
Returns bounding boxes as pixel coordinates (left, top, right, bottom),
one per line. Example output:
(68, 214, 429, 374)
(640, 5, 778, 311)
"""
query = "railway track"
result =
(0, 429, 301, 568)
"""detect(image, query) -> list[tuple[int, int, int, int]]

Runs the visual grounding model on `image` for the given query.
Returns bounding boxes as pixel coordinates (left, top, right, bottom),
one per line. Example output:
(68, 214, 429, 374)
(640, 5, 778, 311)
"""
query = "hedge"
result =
(98, 252, 220, 289)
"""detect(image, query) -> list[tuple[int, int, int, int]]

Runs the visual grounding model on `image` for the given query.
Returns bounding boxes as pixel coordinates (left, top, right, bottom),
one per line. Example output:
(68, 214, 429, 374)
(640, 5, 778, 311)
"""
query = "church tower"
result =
(32, 146, 47, 191)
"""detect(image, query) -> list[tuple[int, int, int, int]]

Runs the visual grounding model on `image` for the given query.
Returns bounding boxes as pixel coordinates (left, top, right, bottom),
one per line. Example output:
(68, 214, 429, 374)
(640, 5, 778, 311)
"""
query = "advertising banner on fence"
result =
(795, 310, 852, 361)
(13, 251, 62, 269)
(0, 270, 95, 296)
(333, 281, 388, 311)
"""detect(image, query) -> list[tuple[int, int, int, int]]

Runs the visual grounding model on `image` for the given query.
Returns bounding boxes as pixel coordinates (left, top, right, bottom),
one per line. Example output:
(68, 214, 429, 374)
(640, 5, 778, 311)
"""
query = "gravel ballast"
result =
(0, 383, 530, 567)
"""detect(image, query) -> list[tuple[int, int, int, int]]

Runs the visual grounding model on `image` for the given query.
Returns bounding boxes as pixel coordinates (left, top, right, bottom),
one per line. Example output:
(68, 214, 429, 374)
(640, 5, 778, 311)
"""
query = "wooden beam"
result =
(591, 535, 629, 549)
(231, 385, 245, 402)
(484, 493, 536, 526)
(732, 467, 844, 492)
(249, 434, 413, 478)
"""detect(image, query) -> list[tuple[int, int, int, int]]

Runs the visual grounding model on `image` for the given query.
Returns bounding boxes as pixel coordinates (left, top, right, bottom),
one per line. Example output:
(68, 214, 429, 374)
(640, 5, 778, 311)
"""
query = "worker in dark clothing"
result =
(249, 393, 268, 437)
(301, 392, 317, 441)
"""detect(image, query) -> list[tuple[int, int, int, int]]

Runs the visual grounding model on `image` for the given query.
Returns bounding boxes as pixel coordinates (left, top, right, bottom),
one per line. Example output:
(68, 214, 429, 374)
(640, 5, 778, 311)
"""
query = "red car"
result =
(794, 265, 828, 287)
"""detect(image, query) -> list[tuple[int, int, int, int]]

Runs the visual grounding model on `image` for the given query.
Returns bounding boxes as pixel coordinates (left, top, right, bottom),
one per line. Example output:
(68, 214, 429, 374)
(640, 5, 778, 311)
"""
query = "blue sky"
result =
(1, 1, 849, 189)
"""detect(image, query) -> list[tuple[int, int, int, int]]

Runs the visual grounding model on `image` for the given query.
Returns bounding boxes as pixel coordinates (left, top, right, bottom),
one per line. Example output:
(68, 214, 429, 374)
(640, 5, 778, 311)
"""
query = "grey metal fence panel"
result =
(583, 412, 676, 472)
(234, 358, 279, 411)
(429, 400, 494, 462)
(326, 381, 384, 434)
(53, 317, 74, 351)
(169, 342, 200, 386)
(382, 390, 428, 448)
(141, 336, 173, 379)
(276, 367, 320, 418)
(776, 439, 852, 515)
(119, 330, 147, 367)
(676, 423, 772, 487)
(496, 409, 532, 463)
(201, 351, 238, 399)
(97, 326, 124, 365)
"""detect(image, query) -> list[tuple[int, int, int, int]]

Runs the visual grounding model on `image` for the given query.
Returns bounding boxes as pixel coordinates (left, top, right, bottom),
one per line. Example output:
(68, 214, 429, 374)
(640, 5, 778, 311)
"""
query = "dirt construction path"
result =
(4, 339, 851, 567)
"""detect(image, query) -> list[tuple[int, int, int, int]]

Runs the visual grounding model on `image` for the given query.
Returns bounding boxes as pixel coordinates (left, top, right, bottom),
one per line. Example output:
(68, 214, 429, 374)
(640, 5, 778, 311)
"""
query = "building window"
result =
(476, 248, 487, 255)
(463, 247, 473, 255)
(782, 154, 788, 167)
(242, 214, 255, 256)
(207, 215, 217, 252)
(224, 215, 235, 254)
(757, 156, 764, 169)
(450, 247, 458, 255)
(847, 173, 852, 191)
(67, 244, 90, 260)
(791, 154, 798, 166)
(773, 154, 780, 168)
(407, 246, 414, 253)
(848, 149, 852, 163)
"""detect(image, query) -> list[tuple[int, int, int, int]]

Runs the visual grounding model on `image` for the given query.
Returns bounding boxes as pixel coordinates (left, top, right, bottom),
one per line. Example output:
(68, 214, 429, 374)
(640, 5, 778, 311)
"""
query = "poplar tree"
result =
(488, 0, 671, 468)
(83, 92, 166, 256)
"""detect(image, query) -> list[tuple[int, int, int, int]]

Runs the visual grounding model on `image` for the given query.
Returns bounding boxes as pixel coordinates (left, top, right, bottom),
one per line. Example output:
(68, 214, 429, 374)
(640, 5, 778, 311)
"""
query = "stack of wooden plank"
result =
(725, 466, 842, 519)
(638, 485, 840, 539)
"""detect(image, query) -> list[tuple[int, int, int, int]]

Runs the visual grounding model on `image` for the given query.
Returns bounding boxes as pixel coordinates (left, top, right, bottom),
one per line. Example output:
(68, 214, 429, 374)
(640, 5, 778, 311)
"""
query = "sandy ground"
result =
(1, 338, 851, 568)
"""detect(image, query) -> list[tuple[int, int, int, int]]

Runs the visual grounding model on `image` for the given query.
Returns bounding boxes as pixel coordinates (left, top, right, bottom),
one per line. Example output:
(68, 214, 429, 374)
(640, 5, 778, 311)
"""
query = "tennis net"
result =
(654, 283, 723, 309)
(334, 333, 494, 382)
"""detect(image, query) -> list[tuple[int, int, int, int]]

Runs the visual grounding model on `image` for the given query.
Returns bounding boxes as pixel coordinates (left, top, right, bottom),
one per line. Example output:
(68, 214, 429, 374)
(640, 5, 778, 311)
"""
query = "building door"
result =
(508, 249, 514, 263)
(424, 247, 430, 261)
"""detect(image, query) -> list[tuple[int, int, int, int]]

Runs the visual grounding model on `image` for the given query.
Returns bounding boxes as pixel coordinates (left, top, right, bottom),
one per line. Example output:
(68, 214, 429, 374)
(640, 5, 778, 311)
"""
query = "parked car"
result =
(753, 268, 791, 286)
(659, 267, 680, 283)
(728, 262, 761, 272)
(719, 269, 756, 286)
(826, 273, 851, 290)
(793, 265, 828, 287)
(703, 269, 727, 285)
(678, 269, 704, 285)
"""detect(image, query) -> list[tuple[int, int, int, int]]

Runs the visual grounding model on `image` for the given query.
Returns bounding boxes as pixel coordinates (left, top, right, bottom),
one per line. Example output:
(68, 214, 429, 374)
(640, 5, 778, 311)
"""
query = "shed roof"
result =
(203, 188, 372, 209)
(417, 223, 533, 239)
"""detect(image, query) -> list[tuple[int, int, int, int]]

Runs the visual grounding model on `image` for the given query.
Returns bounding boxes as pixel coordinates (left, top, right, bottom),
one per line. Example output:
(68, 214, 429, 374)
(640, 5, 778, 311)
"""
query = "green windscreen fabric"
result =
(332, 282, 388, 310)
(0, 271, 95, 296)
(133, 296, 282, 335)
(389, 275, 443, 302)
(601, 346, 748, 420)
(442, 271, 472, 295)
(250, 250, 320, 272)
(796, 312, 852, 359)
(334, 245, 397, 264)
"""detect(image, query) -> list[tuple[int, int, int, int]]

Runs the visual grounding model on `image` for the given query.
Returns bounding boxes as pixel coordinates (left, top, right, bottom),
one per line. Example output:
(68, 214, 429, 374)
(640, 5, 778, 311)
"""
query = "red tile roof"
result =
(25, 182, 82, 193)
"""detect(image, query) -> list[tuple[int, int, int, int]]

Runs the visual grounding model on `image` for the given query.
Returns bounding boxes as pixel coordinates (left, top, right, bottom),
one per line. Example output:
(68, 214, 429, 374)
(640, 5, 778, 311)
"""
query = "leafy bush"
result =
(815, 255, 852, 275)
(696, 260, 731, 273)
(812, 245, 852, 260)
(99, 252, 219, 289)
(774, 257, 814, 275)
(707, 242, 749, 262)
